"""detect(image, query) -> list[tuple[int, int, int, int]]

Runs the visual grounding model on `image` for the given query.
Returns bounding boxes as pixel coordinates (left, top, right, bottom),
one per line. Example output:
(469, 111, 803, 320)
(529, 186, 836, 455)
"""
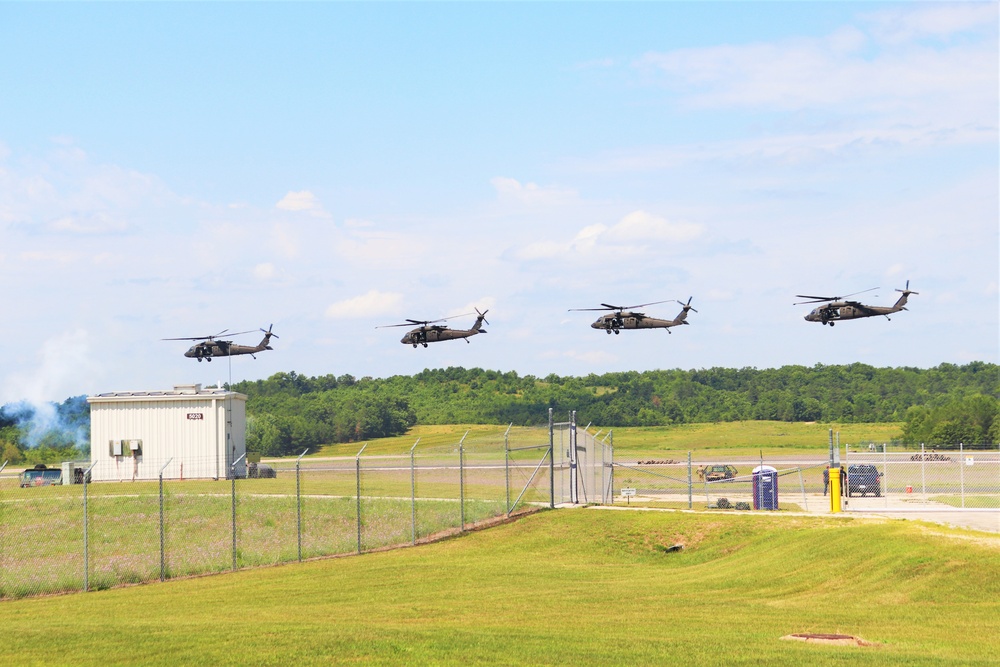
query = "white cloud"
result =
(276, 190, 331, 218)
(604, 211, 703, 243)
(253, 262, 275, 280)
(514, 210, 702, 261)
(20, 250, 77, 263)
(49, 212, 128, 234)
(491, 177, 577, 206)
(325, 290, 403, 319)
(336, 230, 427, 267)
(635, 6, 998, 125)
(864, 4, 998, 44)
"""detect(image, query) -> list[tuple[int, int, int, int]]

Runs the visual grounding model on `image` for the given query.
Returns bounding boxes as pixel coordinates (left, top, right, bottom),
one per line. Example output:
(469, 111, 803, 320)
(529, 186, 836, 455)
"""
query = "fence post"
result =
(504, 424, 512, 514)
(356, 443, 367, 554)
(569, 411, 578, 504)
(883, 443, 889, 509)
(296, 448, 308, 562)
(410, 438, 420, 545)
(609, 430, 614, 504)
(921, 443, 927, 501)
(231, 453, 246, 572)
(844, 444, 850, 508)
(687, 452, 692, 509)
(797, 468, 808, 511)
(548, 408, 555, 508)
(960, 442, 965, 508)
(459, 430, 468, 531)
(158, 458, 172, 582)
(82, 461, 97, 592)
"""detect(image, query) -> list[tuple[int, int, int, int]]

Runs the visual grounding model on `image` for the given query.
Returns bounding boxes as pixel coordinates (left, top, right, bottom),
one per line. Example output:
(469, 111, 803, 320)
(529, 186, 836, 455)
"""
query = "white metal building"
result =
(88, 384, 247, 481)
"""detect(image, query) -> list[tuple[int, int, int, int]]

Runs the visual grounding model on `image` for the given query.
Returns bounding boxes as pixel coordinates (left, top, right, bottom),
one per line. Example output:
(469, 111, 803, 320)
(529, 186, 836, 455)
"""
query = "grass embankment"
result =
(0, 509, 996, 666)
(312, 421, 904, 458)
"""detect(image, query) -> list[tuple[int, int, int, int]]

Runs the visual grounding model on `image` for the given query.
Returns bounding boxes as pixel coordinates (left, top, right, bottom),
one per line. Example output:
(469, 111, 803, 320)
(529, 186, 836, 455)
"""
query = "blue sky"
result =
(1, 2, 997, 403)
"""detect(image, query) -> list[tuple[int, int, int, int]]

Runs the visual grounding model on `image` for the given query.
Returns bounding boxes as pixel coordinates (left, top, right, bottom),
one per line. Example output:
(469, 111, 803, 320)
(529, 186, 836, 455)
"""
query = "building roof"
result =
(88, 383, 247, 402)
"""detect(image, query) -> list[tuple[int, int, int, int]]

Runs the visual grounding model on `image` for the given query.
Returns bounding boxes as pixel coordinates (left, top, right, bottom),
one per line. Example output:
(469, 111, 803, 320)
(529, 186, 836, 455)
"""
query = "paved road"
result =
(608, 491, 1000, 533)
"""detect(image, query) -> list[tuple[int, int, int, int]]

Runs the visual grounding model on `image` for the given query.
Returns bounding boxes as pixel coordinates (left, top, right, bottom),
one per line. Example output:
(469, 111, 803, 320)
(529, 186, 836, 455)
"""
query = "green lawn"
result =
(311, 421, 904, 459)
(0, 509, 996, 666)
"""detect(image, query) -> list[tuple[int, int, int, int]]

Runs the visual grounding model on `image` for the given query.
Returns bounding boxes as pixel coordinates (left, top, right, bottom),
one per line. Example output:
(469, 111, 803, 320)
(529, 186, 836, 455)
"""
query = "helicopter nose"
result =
(591, 321, 601, 329)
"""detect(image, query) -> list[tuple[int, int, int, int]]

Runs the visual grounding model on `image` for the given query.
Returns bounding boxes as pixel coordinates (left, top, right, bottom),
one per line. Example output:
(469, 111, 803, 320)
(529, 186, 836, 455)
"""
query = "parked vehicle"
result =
(247, 462, 277, 479)
(847, 464, 882, 497)
(19, 464, 62, 487)
(703, 464, 739, 482)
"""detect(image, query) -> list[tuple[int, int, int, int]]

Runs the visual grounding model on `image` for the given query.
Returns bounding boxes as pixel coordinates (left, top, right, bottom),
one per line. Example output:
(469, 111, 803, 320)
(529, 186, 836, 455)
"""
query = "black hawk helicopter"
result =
(378, 309, 489, 348)
(164, 325, 278, 361)
(570, 298, 697, 334)
(795, 281, 918, 326)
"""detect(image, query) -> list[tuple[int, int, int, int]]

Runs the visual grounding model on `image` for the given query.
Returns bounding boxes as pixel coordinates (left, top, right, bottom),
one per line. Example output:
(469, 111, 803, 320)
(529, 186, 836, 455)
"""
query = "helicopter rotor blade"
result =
(622, 299, 672, 310)
(571, 299, 672, 313)
(794, 286, 879, 305)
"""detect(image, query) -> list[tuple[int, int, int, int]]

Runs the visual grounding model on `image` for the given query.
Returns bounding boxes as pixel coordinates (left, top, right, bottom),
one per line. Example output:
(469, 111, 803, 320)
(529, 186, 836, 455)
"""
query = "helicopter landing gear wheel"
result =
(422, 342, 428, 348)
(606, 329, 612, 335)
(613, 329, 620, 335)
(829, 322, 835, 327)
(412, 343, 418, 348)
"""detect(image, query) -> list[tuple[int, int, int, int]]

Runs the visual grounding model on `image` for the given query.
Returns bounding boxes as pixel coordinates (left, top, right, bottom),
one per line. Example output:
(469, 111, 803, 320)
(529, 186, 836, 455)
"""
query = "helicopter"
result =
(795, 281, 918, 326)
(378, 309, 489, 348)
(164, 325, 278, 361)
(569, 298, 697, 334)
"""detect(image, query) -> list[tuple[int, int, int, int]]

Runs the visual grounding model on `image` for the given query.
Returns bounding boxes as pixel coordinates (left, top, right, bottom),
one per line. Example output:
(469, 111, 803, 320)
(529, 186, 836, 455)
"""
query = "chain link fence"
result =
(611, 455, 823, 511)
(0, 425, 556, 599)
(4, 432, 996, 599)
(843, 443, 1000, 512)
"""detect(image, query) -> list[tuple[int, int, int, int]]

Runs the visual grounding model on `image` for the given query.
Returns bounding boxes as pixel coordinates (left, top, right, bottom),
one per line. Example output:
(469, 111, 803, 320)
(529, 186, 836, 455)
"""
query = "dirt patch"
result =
(781, 633, 879, 647)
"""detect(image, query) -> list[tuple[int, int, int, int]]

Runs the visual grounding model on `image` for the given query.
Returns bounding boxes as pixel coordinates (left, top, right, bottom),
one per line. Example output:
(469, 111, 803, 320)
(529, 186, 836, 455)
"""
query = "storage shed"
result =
(88, 384, 247, 481)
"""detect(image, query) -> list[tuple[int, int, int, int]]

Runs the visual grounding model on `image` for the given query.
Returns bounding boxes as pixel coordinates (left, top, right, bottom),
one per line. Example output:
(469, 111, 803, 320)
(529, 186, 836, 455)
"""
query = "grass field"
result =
(0, 508, 996, 666)
(312, 421, 904, 458)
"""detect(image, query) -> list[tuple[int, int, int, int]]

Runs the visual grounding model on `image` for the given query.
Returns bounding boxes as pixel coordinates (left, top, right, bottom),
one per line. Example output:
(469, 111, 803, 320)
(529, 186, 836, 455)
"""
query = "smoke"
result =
(0, 329, 95, 454)
(0, 397, 90, 453)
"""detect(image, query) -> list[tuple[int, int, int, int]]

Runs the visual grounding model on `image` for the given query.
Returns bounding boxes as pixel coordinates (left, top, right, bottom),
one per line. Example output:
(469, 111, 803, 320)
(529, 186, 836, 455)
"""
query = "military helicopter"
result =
(569, 298, 697, 334)
(795, 281, 918, 326)
(164, 325, 278, 361)
(378, 309, 489, 348)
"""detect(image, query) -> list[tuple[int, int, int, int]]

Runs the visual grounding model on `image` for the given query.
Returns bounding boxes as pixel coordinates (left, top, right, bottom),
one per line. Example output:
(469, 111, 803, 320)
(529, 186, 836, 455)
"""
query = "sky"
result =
(0, 2, 997, 404)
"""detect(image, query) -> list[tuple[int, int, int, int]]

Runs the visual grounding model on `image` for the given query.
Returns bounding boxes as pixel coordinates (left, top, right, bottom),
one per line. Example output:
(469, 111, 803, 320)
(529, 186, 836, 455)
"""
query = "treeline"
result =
(232, 363, 999, 455)
(0, 364, 995, 461)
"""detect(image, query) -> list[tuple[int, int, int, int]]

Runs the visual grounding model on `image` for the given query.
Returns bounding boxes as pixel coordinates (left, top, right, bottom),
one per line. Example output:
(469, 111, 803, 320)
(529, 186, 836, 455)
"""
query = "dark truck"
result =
(19, 464, 62, 487)
(847, 464, 883, 497)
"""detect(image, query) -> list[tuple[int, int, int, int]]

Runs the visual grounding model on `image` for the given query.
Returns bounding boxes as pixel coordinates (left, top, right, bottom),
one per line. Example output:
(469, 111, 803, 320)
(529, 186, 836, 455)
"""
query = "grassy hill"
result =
(311, 420, 904, 457)
(1, 509, 996, 666)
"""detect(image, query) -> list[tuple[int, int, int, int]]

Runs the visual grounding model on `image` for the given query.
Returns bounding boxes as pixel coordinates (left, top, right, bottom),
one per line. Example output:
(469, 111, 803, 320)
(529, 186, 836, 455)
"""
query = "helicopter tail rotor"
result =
(895, 280, 919, 296)
(676, 296, 698, 313)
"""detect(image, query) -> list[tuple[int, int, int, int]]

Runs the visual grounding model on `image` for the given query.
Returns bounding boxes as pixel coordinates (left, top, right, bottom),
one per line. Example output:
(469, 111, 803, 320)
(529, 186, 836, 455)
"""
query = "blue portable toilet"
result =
(752, 465, 778, 510)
